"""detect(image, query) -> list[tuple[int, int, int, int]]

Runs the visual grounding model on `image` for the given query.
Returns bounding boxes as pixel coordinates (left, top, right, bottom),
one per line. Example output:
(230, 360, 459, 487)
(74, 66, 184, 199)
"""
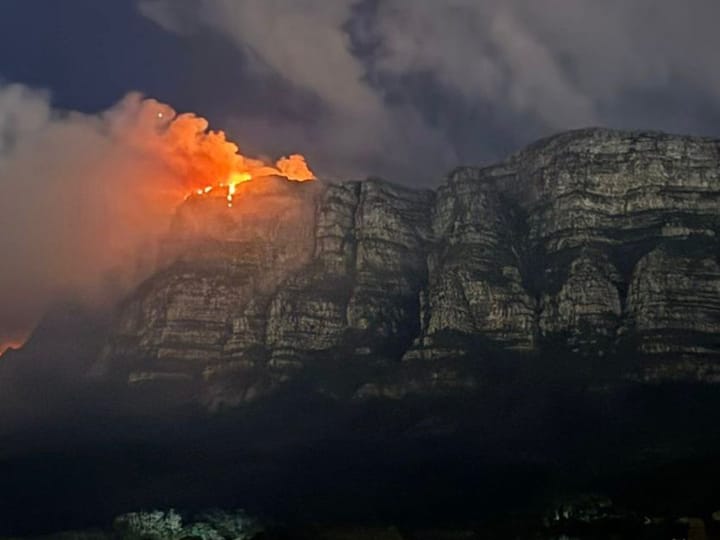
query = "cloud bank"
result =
(138, 0, 720, 180)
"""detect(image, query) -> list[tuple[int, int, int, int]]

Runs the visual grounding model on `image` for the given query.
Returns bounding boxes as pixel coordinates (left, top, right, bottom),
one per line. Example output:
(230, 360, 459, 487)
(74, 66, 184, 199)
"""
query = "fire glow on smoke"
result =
(0, 342, 23, 357)
(187, 154, 315, 207)
(0, 94, 316, 357)
(149, 109, 315, 207)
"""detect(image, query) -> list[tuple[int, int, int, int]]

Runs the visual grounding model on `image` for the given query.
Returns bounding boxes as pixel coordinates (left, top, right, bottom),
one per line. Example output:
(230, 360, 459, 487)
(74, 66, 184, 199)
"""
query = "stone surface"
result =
(265, 179, 434, 362)
(97, 128, 720, 403)
(539, 250, 623, 352)
(627, 246, 720, 381)
(419, 166, 536, 354)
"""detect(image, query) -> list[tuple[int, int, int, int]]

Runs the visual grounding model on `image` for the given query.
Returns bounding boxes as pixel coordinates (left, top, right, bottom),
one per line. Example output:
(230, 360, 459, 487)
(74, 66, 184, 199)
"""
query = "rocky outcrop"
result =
(509, 130, 720, 369)
(539, 251, 623, 351)
(627, 246, 720, 380)
(95, 177, 322, 404)
(264, 180, 434, 363)
(98, 128, 720, 403)
(410, 167, 536, 357)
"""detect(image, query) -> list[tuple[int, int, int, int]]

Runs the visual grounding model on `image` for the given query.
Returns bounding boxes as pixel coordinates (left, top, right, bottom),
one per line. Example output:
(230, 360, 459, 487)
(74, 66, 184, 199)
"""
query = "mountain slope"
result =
(87, 128, 720, 406)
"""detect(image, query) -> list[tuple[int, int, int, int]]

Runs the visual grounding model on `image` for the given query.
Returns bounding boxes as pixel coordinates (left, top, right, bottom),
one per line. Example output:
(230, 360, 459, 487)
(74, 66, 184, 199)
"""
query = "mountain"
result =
(4, 127, 720, 536)
(89, 127, 720, 409)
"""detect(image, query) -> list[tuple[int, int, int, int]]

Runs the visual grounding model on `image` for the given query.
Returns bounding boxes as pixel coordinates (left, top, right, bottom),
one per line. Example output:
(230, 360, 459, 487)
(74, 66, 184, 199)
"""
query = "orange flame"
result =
(122, 99, 316, 207)
(0, 341, 23, 357)
(138, 100, 315, 206)
(0, 96, 317, 356)
(204, 154, 315, 207)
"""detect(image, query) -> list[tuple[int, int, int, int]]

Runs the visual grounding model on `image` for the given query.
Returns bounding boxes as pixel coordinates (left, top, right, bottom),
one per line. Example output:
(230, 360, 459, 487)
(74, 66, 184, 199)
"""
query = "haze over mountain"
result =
(4, 2, 720, 538)
(101, 128, 720, 403)
(2, 126, 720, 540)
(3, 126, 720, 408)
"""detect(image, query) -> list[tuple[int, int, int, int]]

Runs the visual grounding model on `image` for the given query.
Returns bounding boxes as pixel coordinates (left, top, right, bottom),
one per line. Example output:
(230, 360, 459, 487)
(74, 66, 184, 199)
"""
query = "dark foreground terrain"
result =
(4, 357, 720, 539)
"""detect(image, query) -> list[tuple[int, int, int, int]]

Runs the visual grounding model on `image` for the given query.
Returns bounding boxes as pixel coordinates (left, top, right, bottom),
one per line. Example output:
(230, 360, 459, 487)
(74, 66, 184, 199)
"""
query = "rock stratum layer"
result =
(98, 129, 720, 406)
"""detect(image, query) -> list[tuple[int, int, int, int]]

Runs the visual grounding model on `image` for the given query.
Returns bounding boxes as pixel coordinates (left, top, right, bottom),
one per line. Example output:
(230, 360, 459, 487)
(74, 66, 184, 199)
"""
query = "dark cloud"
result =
(138, 0, 459, 183)
(138, 0, 720, 181)
(5, 0, 717, 183)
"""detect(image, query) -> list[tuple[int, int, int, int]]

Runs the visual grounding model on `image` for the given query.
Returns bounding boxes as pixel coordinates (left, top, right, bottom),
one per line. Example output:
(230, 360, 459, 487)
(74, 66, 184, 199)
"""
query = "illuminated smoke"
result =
(0, 83, 315, 353)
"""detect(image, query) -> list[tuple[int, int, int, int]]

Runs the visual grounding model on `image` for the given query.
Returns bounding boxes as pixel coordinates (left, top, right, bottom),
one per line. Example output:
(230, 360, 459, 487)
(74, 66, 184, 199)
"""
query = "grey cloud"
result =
(139, 0, 720, 180)
(365, 0, 720, 132)
(368, 1, 597, 128)
(139, 0, 459, 182)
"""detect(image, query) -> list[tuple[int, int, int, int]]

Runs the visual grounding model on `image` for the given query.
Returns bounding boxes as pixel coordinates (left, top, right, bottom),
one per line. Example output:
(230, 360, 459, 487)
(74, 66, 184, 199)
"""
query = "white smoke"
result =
(0, 84, 284, 352)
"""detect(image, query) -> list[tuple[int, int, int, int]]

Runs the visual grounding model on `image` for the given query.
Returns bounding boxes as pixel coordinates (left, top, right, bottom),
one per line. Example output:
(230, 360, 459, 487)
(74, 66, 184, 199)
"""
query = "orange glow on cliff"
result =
(0, 341, 23, 357)
(0, 95, 318, 356)
(184, 150, 315, 207)
(187, 152, 315, 207)
(127, 99, 315, 206)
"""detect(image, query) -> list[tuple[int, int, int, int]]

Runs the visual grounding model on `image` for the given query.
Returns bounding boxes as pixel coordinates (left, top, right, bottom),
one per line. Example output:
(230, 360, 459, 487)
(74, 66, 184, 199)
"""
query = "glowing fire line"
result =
(185, 157, 313, 207)
(0, 341, 22, 357)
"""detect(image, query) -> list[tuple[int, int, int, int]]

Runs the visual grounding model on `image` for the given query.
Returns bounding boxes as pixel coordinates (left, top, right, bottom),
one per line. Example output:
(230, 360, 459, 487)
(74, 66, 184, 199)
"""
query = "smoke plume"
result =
(0, 83, 311, 353)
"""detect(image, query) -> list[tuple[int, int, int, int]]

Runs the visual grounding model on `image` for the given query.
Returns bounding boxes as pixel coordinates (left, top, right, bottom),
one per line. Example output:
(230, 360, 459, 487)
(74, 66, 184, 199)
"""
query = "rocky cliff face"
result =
(98, 129, 720, 406)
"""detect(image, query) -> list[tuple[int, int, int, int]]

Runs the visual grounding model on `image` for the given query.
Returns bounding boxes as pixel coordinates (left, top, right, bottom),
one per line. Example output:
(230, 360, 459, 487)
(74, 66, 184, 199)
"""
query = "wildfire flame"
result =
(0, 94, 317, 356)
(188, 153, 315, 207)
(137, 103, 316, 207)
(0, 341, 22, 357)
(116, 99, 315, 207)
(200, 154, 315, 208)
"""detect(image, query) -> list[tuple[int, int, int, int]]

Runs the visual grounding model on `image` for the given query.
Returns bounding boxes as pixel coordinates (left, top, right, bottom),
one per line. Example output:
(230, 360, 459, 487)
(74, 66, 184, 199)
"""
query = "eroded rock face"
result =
(264, 180, 434, 363)
(99, 128, 720, 403)
(98, 178, 323, 380)
(539, 251, 623, 352)
(627, 246, 720, 380)
(418, 167, 536, 354)
(507, 129, 720, 372)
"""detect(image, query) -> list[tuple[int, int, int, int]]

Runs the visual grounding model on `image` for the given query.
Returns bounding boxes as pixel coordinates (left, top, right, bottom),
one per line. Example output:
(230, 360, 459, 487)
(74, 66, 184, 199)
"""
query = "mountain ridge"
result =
(9, 127, 720, 410)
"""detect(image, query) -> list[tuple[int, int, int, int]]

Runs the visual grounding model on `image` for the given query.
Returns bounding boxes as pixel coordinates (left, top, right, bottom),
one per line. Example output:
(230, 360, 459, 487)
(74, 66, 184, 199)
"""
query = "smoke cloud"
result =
(138, 0, 720, 179)
(138, 0, 459, 183)
(0, 83, 308, 353)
